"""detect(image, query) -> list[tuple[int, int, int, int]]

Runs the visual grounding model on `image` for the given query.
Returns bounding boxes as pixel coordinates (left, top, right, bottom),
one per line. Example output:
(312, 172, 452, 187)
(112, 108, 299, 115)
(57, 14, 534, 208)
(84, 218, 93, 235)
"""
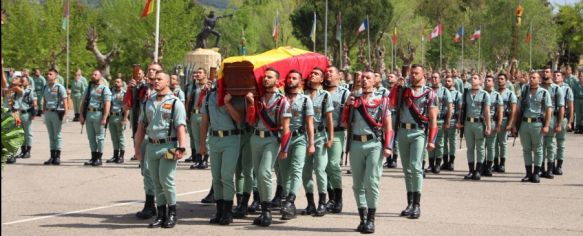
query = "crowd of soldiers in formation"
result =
(4, 62, 583, 233)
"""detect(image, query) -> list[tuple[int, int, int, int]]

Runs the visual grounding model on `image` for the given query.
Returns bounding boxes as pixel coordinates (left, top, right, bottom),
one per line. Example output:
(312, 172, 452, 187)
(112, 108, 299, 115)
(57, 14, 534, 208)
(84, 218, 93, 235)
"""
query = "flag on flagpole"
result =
(335, 12, 342, 42)
(310, 12, 317, 43)
(516, 4, 523, 26)
(141, 0, 154, 18)
(357, 19, 368, 34)
(392, 27, 397, 46)
(525, 24, 532, 44)
(454, 26, 464, 43)
(429, 23, 442, 40)
(470, 27, 481, 41)
(272, 10, 279, 41)
(61, 0, 69, 30)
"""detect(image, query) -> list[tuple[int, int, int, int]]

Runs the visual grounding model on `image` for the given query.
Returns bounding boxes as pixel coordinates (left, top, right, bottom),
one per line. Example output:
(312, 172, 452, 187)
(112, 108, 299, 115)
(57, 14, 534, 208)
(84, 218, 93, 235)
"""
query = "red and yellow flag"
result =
(141, 0, 154, 18)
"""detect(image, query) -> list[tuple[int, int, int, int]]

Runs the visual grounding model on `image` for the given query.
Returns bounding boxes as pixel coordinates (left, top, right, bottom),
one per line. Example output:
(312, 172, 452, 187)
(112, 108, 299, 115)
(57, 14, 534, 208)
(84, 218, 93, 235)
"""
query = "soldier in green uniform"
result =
(564, 66, 578, 93)
(573, 72, 583, 133)
(452, 69, 464, 93)
(457, 74, 491, 181)
(200, 87, 244, 226)
(540, 67, 564, 179)
(384, 73, 400, 169)
(442, 77, 462, 171)
(185, 68, 210, 169)
(340, 70, 393, 233)
(32, 68, 46, 117)
(514, 72, 552, 183)
(134, 71, 187, 228)
(21, 69, 35, 97)
(427, 73, 452, 174)
(482, 76, 504, 176)
(389, 64, 438, 220)
(232, 107, 255, 219)
(106, 78, 127, 164)
(493, 73, 517, 173)
(80, 70, 112, 167)
(302, 67, 334, 217)
(42, 69, 68, 165)
(6, 76, 36, 163)
(244, 68, 291, 227)
(170, 74, 185, 103)
(71, 69, 88, 122)
(553, 71, 574, 175)
(279, 70, 315, 220)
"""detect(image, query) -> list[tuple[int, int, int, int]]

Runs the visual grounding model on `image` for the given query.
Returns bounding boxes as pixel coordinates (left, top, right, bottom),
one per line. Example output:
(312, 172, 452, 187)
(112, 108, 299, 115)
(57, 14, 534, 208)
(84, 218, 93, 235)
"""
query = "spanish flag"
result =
(141, 0, 154, 18)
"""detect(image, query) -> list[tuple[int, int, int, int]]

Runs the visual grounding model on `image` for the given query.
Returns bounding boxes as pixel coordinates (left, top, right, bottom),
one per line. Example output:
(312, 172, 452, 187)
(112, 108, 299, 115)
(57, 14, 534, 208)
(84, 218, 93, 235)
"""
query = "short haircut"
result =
(48, 68, 58, 74)
(197, 67, 207, 74)
(287, 69, 303, 79)
(312, 66, 325, 75)
(497, 73, 507, 79)
(411, 64, 424, 70)
(265, 67, 280, 79)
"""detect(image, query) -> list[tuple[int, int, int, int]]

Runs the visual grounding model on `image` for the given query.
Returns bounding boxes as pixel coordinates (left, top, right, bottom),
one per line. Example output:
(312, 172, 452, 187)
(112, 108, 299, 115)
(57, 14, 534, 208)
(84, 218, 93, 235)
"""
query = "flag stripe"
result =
(141, 0, 154, 17)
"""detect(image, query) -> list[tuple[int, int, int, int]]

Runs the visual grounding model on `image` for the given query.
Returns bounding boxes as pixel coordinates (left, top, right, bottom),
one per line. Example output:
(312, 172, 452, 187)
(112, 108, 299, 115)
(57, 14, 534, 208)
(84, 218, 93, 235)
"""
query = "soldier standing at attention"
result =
(427, 72, 452, 174)
(514, 72, 552, 183)
(493, 73, 517, 173)
(384, 73, 400, 169)
(482, 76, 504, 176)
(6, 76, 36, 163)
(323, 66, 349, 214)
(80, 70, 112, 167)
(106, 78, 128, 164)
(185, 68, 210, 169)
(457, 74, 491, 181)
(42, 69, 68, 165)
(71, 69, 88, 122)
(279, 70, 315, 220)
(302, 67, 334, 217)
(442, 77, 462, 171)
(245, 68, 291, 227)
(540, 67, 564, 179)
(170, 74, 185, 103)
(389, 64, 438, 220)
(341, 70, 393, 233)
(32, 68, 46, 117)
(553, 71, 574, 175)
(200, 87, 244, 226)
(573, 72, 583, 133)
(134, 71, 187, 229)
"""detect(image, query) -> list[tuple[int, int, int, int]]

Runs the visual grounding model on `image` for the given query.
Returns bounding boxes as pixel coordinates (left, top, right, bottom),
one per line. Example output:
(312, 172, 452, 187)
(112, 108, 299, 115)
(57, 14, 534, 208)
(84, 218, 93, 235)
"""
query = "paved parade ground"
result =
(2, 115, 583, 235)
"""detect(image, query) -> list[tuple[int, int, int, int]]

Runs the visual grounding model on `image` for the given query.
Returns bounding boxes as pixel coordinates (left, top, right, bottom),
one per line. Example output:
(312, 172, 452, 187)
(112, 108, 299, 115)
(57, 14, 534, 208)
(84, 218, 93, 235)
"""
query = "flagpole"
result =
(313, 12, 316, 52)
(439, 23, 442, 70)
(391, 32, 394, 72)
(324, 0, 328, 56)
(338, 12, 342, 69)
(422, 36, 425, 66)
(529, 22, 533, 70)
(66, 0, 70, 89)
(478, 25, 481, 71)
(461, 24, 464, 72)
(154, 0, 161, 63)
(367, 15, 371, 67)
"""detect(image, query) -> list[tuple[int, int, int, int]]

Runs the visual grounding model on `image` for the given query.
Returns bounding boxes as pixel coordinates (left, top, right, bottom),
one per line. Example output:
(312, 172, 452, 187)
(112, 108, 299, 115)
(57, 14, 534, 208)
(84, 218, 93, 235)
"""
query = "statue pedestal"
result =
(184, 48, 222, 78)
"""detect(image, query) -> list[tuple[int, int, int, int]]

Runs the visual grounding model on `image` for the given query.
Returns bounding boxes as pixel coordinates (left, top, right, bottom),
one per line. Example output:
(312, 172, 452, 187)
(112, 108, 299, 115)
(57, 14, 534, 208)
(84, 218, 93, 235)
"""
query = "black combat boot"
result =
(448, 155, 456, 171)
(400, 192, 413, 217)
(184, 148, 196, 162)
(332, 188, 343, 213)
(189, 154, 201, 169)
(409, 192, 421, 219)
(301, 193, 316, 215)
(325, 188, 335, 212)
(163, 205, 177, 228)
(521, 165, 533, 182)
(427, 158, 435, 173)
(22, 146, 31, 159)
(248, 190, 261, 213)
(482, 161, 493, 177)
(253, 202, 272, 227)
(281, 193, 297, 220)
(220, 200, 234, 225)
(197, 154, 209, 169)
(362, 208, 376, 234)
(493, 157, 500, 172)
(383, 155, 391, 168)
(6, 154, 16, 164)
(148, 205, 167, 228)
(389, 154, 398, 168)
(44, 150, 55, 165)
(15, 146, 26, 159)
(136, 194, 157, 219)
(499, 157, 506, 173)
(464, 162, 475, 180)
(473, 162, 482, 180)
(52, 150, 61, 165)
(236, 193, 242, 208)
(210, 200, 224, 224)
(117, 150, 125, 163)
(441, 155, 449, 170)
(422, 160, 426, 178)
(434, 158, 442, 174)
(201, 186, 215, 203)
(531, 166, 541, 183)
(73, 113, 80, 122)
(84, 152, 96, 166)
(356, 207, 367, 232)
(553, 160, 563, 175)
(544, 162, 554, 179)
(106, 150, 119, 163)
(314, 193, 327, 217)
(539, 162, 546, 177)
(92, 152, 103, 166)
(233, 192, 250, 219)
(271, 185, 283, 208)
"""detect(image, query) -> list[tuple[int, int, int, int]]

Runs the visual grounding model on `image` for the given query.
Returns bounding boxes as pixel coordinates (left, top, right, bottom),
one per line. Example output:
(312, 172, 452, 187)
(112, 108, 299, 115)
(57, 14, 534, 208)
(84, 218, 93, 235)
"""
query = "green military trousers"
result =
(44, 111, 63, 150)
(349, 138, 383, 209)
(443, 121, 457, 155)
(235, 130, 254, 194)
(555, 117, 568, 161)
(250, 134, 279, 202)
(189, 113, 203, 152)
(210, 135, 240, 201)
(72, 94, 83, 114)
(36, 92, 44, 113)
(398, 127, 425, 193)
(519, 122, 544, 166)
(543, 117, 557, 162)
(302, 132, 329, 194)
(278, 135, 307, 196)
(325, 131, 345, 190)
(464, 121, 486, 163)
(85, 111, 106, 153)
(140, 139, 155, 196)
(494, 119, 510, 159)
(108, 115, 126, 150)
(485, 120, 498, 161)
(576, 99, 583, 128)
(428, 121, 446, 159)
(146, 141, 178, 206)
(21, 112, 33, 146)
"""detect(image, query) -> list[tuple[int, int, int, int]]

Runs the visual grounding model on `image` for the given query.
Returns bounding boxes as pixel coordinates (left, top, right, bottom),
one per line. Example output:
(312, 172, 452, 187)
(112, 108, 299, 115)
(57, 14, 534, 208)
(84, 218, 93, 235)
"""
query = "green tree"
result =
(554, 1, 583, 67)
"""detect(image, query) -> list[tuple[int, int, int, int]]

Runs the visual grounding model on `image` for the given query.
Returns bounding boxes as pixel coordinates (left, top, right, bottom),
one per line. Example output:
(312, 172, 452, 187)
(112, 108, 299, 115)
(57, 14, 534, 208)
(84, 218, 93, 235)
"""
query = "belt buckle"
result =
(259, 131, 265, 138)
(470, 117, 475, 123)
(527, 117, 533, 123)
(153, 139, 160, 144)
(218, 130, 224, 138)
(194, 109, 200, 114)
(405, 123, 412, 129)
(361, 135, 367, 142)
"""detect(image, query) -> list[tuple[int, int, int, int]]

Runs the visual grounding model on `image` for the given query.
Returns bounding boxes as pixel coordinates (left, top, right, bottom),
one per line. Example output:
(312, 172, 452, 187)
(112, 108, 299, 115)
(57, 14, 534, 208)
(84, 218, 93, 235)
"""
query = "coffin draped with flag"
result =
(217, 47, 329, 106)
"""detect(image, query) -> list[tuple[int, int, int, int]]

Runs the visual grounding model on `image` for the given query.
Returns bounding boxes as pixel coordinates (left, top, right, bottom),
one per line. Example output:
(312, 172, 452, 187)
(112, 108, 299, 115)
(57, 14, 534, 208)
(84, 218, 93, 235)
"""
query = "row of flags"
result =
(432, 24, 481, 43)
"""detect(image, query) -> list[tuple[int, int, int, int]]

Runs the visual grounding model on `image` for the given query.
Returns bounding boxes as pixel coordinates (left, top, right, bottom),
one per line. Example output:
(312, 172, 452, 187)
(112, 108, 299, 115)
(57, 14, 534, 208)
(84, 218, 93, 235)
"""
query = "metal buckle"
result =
(405, 123, 412, 129)
(259, 131, 265, 138)
(527, 117, 533, 123)
(360, 135, 367, 142)
(470, 117, 475, 123)
(218, 130, 224, 138)
(153, 139, 160, 144)
(193, 109, 200, 114)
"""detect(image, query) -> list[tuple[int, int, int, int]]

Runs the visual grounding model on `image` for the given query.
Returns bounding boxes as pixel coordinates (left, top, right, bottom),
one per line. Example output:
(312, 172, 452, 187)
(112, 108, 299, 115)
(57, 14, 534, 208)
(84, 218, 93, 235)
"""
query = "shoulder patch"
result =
(163, 103, 173, 109)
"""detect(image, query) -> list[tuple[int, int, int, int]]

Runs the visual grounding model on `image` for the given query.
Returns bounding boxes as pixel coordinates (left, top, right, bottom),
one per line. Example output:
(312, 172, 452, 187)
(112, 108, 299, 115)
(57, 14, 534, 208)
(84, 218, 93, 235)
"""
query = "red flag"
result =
(392, 27, 397, 46)
(525, 24, 532, 44)
(141, 0, 154, 18)
(429, 23, 442, 41)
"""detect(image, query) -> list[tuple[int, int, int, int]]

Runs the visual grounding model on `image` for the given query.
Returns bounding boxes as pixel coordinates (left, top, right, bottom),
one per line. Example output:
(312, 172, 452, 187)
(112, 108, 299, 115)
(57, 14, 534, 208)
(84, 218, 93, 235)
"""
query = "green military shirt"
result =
(449, 89, 463, 122)
(308, 89, 334, 128)
(172, 87, 185, 103)
(454, 77, 464, 93)
(543, 83, 565, 116)
(434, 86, 452, 120)
(255, 92, 292, 131)
(573, 82, 583, 100)
(521, 86, 552, 118)
(33, 75, 46, 94)
(400, 86, 439, 125)
(486, 90, 504, 125)
(57, 75, 65, 85)
(202, 90, 245, 131)
(12, 88, 35, 111)
(110, 88, 126, 114)
(559, 84, 574, 118)
(565, 75, 577, 90)
(498, 88, 517, 118)
(464, 89, 491, 119)
(287, 93, 314, 132)
(374, 86, 389, 97)
(71, 78, 88, 97)
(85, 84, 112, 110)
(186, 83, 206, 112)
(352, 93, 391, 136)
(139, 93, 187, 140)
(330, 86, 350, 128)
(43, 83, 67, 110)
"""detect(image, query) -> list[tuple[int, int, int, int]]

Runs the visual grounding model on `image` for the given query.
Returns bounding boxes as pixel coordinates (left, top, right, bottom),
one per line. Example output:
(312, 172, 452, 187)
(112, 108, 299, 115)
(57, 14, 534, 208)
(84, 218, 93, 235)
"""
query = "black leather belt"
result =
(46, 108, 61, 112)
(400, 123, 419, 129)
(210, 129, 240, 137)
(111, 112, 122, 116)
(148, 137, 178, 144)
(20, 108, 34, 114)
(466, 117, 484, 123)
(522, 117, 543, 123)
(88, 107, 103, 112)
(254, 130, 274, 138)
(315, 125, 325, 133)
(334, 127, 346, 132)
(192, 109, 201, 114)
(353, 134, 375, 142)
